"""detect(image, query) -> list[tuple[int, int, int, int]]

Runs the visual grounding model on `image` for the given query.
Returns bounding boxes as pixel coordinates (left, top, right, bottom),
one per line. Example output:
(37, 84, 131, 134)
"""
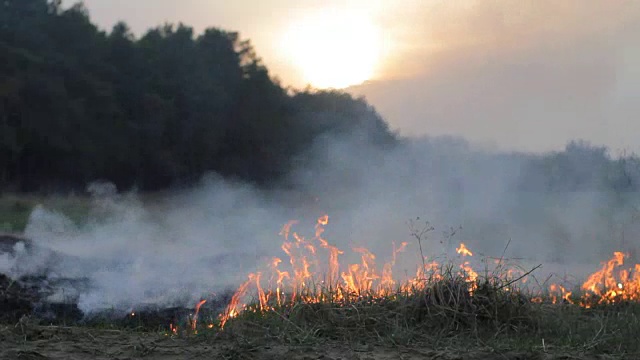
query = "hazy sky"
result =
(64, 0, 640, 153)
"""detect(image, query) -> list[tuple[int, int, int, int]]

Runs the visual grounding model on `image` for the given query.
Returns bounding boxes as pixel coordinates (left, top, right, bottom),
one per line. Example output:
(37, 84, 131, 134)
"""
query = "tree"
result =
(0, 0, 398, 192)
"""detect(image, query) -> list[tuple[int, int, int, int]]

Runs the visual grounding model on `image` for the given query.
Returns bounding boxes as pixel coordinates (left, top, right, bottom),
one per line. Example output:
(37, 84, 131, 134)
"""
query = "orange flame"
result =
(579, 251, 640, 306)
(316, 215, 343, 286)
(549, 284, 572, 304)
(219, 276, 253, 329)
(191, 299, 207, 331)
(216, 216, 640, 329)
(456, 243, 473, 257)
(94, 210, 640, 338)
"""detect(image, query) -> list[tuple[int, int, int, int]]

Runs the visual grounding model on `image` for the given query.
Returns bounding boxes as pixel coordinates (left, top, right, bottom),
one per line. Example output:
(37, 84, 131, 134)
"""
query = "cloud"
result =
(353, 1, 640, 152)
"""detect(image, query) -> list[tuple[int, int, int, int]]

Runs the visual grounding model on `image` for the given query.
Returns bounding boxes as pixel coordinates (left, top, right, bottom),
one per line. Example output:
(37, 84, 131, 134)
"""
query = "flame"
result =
(317, 214, 329, 226)
(541, 251, 640, 307)
(381, 241, 408, 292)
(316, 214, 343, 286)
(190, 299, 207, 331)
(549, 284, 572, 304)
(215, 215, 640, 330)
(456, 243, 473, 257)
(578, 251, 640, 306)
(220, 276, 254, 329)
(218, 216, 488, 327)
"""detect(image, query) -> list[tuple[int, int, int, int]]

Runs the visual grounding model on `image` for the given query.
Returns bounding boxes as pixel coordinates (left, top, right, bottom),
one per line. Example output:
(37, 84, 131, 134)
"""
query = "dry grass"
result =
(212, 267, 640, 358)
(2, 198, 639, 357)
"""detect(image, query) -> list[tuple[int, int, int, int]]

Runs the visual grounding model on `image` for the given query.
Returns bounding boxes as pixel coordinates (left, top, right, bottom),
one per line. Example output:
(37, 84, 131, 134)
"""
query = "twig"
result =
(497, 238, 512, 267)
(497, 264, 542, 290)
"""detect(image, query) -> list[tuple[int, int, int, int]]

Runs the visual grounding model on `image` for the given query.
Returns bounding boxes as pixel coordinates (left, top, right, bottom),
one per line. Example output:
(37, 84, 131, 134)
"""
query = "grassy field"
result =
(206, 273, 640, 358)
(0, 193, 93, 233)
(2, 194, 639, 359)
(26, 262, 636, 359)
(3, 269, 638, 359)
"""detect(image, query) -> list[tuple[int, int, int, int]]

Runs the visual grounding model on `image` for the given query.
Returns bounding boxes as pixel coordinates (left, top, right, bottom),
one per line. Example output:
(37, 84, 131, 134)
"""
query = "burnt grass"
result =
(0, 272, 235, 329)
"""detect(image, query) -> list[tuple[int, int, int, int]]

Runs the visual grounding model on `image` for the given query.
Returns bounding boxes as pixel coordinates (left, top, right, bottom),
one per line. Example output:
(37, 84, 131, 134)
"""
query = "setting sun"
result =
(281, 9, 383, 89)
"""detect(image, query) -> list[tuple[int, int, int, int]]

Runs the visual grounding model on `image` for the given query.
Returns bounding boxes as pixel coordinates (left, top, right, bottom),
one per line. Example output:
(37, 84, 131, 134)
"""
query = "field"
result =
(0, 194, 92, 233)
(2, 274, 639, 359)
(2, 194, 640, 359)
(0, 328, 622, 360)
(0, 329, 574, 360)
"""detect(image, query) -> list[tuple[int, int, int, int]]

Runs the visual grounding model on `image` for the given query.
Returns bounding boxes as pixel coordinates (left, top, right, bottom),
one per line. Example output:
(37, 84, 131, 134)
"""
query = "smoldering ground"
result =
(2, 132, 638, 315)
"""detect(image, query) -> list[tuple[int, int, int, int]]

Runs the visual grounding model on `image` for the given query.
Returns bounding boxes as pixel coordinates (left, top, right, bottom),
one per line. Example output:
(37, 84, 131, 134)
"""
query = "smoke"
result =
(4, 2, 640, 312)
(3, 129, 639, 314)
(11, 178, 297, 311)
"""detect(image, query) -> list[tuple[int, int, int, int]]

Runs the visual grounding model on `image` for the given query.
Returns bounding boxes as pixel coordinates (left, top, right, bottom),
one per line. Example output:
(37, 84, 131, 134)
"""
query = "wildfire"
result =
(579, 251, 640, 307)
(192, 215, 640, 333)
(217, 214, 486, 329)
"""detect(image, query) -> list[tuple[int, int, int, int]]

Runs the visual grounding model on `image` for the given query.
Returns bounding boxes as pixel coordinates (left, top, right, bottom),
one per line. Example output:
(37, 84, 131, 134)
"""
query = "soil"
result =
(0, 325, 604, 360)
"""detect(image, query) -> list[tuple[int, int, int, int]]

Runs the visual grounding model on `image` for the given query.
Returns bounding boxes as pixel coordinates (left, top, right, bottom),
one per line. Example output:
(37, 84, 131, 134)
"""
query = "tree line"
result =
(0, 0, 396, 192)
(518, 140, 640, 194)
(2, 1, 639, 196)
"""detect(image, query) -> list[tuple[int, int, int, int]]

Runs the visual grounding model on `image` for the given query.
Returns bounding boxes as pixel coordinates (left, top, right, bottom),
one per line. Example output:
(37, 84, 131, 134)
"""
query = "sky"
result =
(63, 0, 640, 153)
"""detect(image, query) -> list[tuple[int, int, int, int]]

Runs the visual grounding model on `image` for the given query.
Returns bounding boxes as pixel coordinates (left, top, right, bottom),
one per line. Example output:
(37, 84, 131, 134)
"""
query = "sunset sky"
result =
(62, 0, 640, 153)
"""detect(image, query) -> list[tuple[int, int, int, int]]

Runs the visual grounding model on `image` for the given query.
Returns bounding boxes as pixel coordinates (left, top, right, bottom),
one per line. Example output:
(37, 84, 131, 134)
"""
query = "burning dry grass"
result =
(184, 215, 640, 356)
(215, 269, 640, 357)
(4, 215, 640, 358)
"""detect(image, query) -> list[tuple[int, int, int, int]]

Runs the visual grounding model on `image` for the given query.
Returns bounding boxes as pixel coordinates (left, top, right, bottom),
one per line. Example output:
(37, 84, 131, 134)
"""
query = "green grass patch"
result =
(0, 194, 92, 232)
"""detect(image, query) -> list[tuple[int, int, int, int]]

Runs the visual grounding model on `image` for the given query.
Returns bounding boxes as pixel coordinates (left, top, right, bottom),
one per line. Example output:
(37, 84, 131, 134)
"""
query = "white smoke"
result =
(3, 135, 638, 313)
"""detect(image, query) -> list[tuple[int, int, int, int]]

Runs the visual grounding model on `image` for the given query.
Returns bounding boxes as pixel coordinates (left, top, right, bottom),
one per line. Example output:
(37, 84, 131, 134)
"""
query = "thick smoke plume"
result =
(4, 134, 639, 313)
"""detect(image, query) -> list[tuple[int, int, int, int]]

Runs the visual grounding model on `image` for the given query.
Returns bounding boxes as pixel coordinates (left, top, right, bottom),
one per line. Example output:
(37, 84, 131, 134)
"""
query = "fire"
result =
(579, 251, 640, 306)
(219, 276, 254, 328)
(212, 215, 640, 331)
(217, 215, 484, 328)
(190, 299, 207, 331)
(455, 242, 478, 292)
(316, 215, 343, 286)
(456, 243, 473, 257)
(317, 214, 329, 226)
(548, 284, 572, 304)
(380, 241, 408, 292)
(539, 251, 640, 307)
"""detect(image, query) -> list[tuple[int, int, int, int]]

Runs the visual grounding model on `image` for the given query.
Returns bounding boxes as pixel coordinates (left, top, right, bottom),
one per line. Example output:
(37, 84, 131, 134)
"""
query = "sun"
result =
(281, 9, 383, 89)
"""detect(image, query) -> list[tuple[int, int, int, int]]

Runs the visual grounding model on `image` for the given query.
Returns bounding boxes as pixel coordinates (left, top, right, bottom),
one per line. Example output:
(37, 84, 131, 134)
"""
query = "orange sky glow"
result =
(62, 0, 640, 153)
